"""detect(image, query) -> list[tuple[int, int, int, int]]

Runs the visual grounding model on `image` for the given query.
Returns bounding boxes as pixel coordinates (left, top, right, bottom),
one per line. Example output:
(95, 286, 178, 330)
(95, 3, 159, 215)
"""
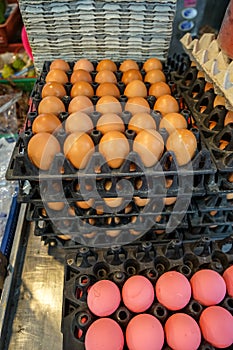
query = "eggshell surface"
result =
(87, 280, 121, 316)
(63, 132, 94, 169)
(122, 275, 154, 312)
(28, 132, 61, 170)
(190, 269, 226, 306)
(85, 318, 124, 350)
(165, 313, 201, 350)
(166, 129, 197, 166)
(153, 94, 179, 116)
(38, 96, 66, 116)
(199, 306, 233, 348)
(126, 314, 164, 350)
(68, 96, 94, 114)
(65, 112, 93, 134)
(133, 129, 164, 167)
(99, 131, 130, 168)
(96, 95, 122, 115)
(32, 113, 61, 134)
(155, 271, 191, 310)
(96, 113, 125, 134)
(223, 265, 233, 297)
(128, 113, 156, 133)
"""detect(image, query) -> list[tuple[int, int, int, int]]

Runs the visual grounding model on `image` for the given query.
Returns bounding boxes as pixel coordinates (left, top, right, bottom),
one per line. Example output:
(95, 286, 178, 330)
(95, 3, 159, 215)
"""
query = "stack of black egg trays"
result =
(170, 57, 233, 241)
(62, 236, 233, 350)
(5, 56, 223, 248)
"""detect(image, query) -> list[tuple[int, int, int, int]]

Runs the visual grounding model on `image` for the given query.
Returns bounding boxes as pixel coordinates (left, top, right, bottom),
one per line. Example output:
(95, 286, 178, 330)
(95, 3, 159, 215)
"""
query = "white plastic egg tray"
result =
(180, 32, 233, 111)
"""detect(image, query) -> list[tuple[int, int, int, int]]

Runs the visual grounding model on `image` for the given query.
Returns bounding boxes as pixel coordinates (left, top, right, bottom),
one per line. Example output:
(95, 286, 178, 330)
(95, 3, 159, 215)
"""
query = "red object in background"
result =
(218, 0, 233, 59)
(21, 26, 33, 60)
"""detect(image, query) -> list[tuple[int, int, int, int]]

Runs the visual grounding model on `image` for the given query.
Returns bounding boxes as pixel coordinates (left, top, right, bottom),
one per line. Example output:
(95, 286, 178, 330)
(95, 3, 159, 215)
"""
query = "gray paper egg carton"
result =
(18, 0, 177, 73)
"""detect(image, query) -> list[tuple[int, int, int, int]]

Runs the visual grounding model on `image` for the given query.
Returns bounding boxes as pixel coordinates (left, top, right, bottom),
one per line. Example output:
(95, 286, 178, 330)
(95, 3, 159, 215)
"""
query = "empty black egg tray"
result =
(61, 237, 233, 350)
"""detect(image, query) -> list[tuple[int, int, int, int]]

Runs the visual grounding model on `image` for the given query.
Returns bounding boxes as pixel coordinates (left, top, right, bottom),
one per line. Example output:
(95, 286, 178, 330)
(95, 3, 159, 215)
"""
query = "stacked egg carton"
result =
(62, 237, 233, 350)
(166, 33, 233, 240)
(5, 55, 221, 248)
(17, 0, 177, 73)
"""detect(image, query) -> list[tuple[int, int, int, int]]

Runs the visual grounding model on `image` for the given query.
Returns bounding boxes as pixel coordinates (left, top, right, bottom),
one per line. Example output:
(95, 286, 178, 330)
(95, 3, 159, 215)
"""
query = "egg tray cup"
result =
(194, 194, 233, 213)
(206, 172, 233, 195)
(41, 228, 185, 251)
(182, 224, 233, 242)
(61, 237, 233, 350)
(170, 68, 233, 174)
(187, 211, 233, 228)
(32, 210, 189, 248)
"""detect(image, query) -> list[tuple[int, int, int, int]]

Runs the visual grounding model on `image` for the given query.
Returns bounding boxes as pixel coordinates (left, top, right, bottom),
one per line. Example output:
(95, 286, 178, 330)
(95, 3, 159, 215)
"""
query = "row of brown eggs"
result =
(27, 57, 198, 172)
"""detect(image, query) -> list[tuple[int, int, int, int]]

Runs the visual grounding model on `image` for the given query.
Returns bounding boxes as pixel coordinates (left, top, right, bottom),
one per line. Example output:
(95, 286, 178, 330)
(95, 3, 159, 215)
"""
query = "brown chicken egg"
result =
(63, 132, 95, 169)
(204, 81, 214, 91)
(45, 69, 68, 84)
(224, 110, 233, 126)
(197, 71, 205, 78)
(124, 80, 147, 98)
(214, 95, 226, 107)
(41, 81, 67, 99)
(134, 197, 150, 207)
(32, 113, 62, 134)
(76, 199, 94, 209)
(73, 59, 94, 72)
(128, 113, 156, 133)
(159, 112, 187, 134)
(50, 59, 70, 72)
(143, 57, 163, 72)
(144, 69, 166, 84)
(99, 131, 130, 168)
(65, 112, 94, 134)
(121, 69, 143, 85)
(70, 69, 92, 84)
(38, 96, 66, 116)
(28, 132, 61, 170)
(149, 82, 171, 98)
(96, 83, 120, 98)
(125, 97, 150, 115)
(96, 59, 117, 72)
(96, 113, 125, 134)
(96, 96, 122, 115)
(164, 197, 177, 206)
(104, 197, 124, 208)
(119, 59, 139, 72)
(166, 129, 197, 166)
(133, 129, 164, 167)
(70, 81, 94, 98)
(219, 140, 229, 150)
(47, 201, 65, 211)
(95, 70, 117, 84)
(153, 95, 179, 116)
(68, 96, 94, 114)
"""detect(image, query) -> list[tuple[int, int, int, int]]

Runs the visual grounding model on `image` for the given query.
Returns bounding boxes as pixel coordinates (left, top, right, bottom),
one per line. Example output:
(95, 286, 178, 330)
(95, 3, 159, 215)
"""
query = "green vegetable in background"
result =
(12, 56, 25, 71)
(2, 64, 14, 79)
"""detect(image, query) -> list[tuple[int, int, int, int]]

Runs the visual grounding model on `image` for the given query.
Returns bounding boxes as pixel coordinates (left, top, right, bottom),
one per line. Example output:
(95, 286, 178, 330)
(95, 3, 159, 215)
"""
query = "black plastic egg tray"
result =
(171, 65, 233, 174)
(16, 168, 209, 203)
(6, 56, 216, 195)
(194, 194, 233, 213)
(33, 211, 189, 245)
(61, 237, 233, 350)
(26, 195, 197, 221)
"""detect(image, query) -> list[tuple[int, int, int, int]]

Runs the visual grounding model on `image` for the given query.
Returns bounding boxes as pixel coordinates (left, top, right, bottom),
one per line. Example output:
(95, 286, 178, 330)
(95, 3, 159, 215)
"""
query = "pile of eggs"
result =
(81, 267, 233, 350)
(27, 57, 198, 172)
